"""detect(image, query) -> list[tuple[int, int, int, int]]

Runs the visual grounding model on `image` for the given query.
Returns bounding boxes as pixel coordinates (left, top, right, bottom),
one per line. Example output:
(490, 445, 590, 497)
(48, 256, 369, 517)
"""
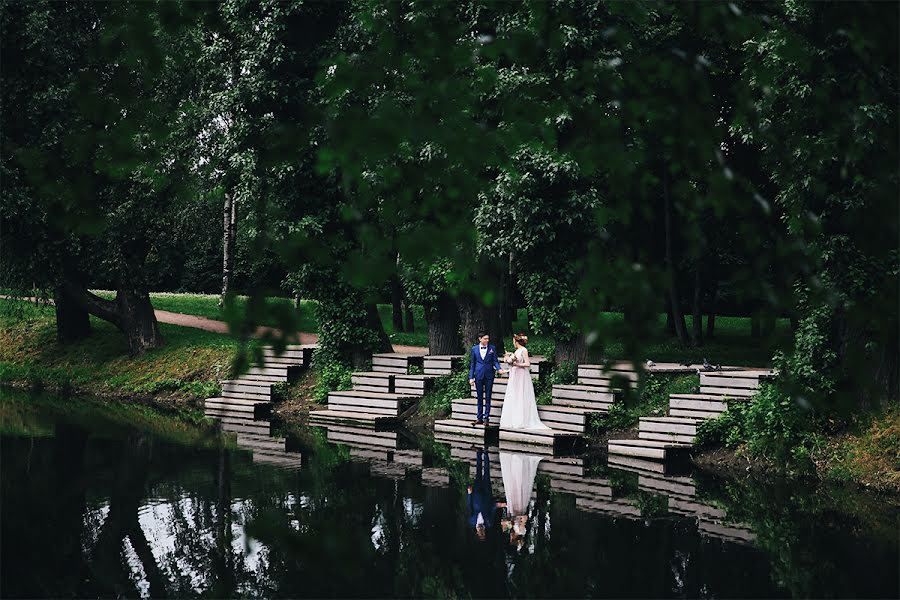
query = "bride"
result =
(500, 333, 551, 431)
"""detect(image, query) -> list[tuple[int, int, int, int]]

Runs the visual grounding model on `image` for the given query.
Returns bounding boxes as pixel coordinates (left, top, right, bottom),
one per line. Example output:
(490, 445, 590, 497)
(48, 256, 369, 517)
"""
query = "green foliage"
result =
(419, 369, 470, 416)
(696, 383, 824, 467)
(601, 374, 698, 431)
(536, 360, 576, 406)
(695, 403, 749, 450)
(311, 352, 353, 403)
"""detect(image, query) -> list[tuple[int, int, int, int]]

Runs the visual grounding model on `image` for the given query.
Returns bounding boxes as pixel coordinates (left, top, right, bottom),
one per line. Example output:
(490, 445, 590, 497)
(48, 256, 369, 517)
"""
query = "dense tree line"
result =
(2, 1, 896, 414)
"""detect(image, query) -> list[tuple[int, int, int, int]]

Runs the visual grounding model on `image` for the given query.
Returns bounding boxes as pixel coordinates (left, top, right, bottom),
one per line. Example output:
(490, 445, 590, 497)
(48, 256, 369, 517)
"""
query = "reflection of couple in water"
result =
(467, 448, 542, 550)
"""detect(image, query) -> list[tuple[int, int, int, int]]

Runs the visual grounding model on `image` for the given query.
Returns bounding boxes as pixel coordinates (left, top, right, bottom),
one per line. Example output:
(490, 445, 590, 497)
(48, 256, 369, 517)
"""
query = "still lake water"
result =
(1, 391, 897, 598)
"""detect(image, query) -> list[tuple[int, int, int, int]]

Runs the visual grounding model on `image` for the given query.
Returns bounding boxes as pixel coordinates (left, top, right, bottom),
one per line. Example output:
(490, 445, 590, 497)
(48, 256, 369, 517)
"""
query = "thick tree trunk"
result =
(117, 289, 164, 355)
(389, 275, 405, 332)
(664, 301, 676, 335)
(556, 332, 588, 364)
(691, 260, 703, 347)
(706, 276, 718, 339)
(425, 292, 461, 355)
(663, 167, 689, 345)
(458, 292, 504, 355)
(751, 313, 761, 338)
(63, 282, 163, 355)
(403, 300, 415, 332)
(220, 191, 237, 306)
(54, 284, 91, 342)
(366, 302, 393, 352)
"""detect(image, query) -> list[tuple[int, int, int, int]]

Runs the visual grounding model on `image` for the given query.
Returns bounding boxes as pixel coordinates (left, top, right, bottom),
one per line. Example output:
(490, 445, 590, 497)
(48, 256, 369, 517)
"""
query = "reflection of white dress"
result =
(499, 451, 543, 517)
(500, 347, 551, 431)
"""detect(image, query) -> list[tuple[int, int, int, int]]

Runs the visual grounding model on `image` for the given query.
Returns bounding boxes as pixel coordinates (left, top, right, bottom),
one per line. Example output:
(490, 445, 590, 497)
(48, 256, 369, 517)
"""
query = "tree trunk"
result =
(425, 292, 461, 355)
(389, 275, 405, 332)
(458, 292, 504, 355)
(556, 332, 588, 364)
(54, 284, 92, 342)
(691, 260, 703, 347)
(751, 313, 761, 338)
(366, 302, 393, 353)
(664, 301, 676, 335)
(663, 167, 689, 345)
(117, 288, 164, 355)
(706, 275, 718, 339)
(403, 300, 415, 332)
(220, 191, 237, 307)
(63, 282, 163, 355)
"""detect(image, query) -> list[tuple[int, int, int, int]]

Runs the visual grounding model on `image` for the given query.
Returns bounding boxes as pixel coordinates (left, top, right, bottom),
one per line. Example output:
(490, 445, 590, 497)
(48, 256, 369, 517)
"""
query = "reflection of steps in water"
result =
(314, 421, 428, 482)
(421, 467, 450, 487)
(207, 411, 303, 470)
(607, 455, 756, 545)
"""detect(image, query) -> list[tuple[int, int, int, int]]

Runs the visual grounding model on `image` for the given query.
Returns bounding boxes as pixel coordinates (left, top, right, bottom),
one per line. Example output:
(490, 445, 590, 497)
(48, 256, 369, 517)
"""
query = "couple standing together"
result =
(468, 333, 550, 431)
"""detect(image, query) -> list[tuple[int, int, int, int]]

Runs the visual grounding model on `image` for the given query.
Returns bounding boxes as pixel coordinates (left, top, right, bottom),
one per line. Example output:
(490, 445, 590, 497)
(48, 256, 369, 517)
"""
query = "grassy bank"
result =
(86, 292, 788, 365)
(0, 299, 238, 403)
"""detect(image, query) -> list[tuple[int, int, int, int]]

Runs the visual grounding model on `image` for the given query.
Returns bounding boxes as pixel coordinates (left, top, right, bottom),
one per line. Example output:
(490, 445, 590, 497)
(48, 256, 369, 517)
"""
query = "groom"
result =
(469, 333, 501, 426)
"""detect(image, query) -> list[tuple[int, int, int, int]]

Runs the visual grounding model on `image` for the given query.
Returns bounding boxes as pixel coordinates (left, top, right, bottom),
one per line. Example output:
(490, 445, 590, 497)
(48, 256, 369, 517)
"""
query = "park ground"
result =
(0, 294, 896, 493)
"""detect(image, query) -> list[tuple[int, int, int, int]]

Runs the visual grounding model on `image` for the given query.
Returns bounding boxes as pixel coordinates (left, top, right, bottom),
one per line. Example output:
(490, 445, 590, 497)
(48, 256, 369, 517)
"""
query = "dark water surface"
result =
(1, 391, 897, 598)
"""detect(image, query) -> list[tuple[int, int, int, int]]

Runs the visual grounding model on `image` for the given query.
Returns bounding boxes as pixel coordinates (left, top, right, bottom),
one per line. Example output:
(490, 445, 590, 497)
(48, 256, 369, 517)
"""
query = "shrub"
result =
(420, 368, 470, 415)
(312, 353, 353, 403)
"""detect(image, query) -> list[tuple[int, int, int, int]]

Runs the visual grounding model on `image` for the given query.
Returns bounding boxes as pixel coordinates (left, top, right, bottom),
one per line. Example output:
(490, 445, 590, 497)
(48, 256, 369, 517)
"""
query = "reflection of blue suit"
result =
(469, 344, 501, 422)
(468, 449, 494, 528)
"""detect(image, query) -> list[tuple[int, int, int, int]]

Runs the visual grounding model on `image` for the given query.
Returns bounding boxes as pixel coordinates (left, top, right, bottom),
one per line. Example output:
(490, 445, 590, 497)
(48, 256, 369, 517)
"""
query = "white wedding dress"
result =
(500, 347, 551, 431)
(499, 451, 543, 517)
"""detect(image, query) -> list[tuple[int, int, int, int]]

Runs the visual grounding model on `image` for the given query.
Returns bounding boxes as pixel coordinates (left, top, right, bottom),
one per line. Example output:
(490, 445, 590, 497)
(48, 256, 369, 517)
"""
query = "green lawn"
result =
(0, 298, 240, 401)
(92, 291, 319, 333)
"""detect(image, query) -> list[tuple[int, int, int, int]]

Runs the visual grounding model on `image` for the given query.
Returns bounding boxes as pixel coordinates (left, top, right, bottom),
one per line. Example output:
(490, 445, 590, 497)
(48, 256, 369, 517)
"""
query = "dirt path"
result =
(2, 295, 428, 355)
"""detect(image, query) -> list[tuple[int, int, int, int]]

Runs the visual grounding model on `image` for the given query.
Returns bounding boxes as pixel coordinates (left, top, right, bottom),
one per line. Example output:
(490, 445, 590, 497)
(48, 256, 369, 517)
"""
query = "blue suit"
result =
(468, 449, 495, 528)
(469, 344, 501, 422)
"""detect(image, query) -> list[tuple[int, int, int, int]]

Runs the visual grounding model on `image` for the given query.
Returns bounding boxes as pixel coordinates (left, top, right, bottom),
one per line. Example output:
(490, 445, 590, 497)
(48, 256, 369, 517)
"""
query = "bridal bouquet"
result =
(503, 351, 517, 365)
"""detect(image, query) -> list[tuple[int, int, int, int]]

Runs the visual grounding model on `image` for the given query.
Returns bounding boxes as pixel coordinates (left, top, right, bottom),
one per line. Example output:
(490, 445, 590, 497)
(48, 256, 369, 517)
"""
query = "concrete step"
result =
(639, 416, 700, 436)
(577, 364, 639, 388)
(239, 374, 286, 384)
(639, 431, 696, 444)
(372, 353, 424, 374)
(205, 398, 270, 419)
(607, 438, 692, 460)
(223, 382, 273, 396)
(434, 418, 497, 438)
(308, 409, 398, 427)
(246, 367, 289, 380)
(423, 355, 462, 376)
(451, 397, 588, 433)
(394, 374, 436, 396)
(351, 372, 394, 393)
(327, 390, 415, 416)
(551, 397, 612, 413)
(222, 378, 276, 390)
(552, 384, 618, 404)
(498, 427, 582, 450)
(221, 388, 272, 402)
